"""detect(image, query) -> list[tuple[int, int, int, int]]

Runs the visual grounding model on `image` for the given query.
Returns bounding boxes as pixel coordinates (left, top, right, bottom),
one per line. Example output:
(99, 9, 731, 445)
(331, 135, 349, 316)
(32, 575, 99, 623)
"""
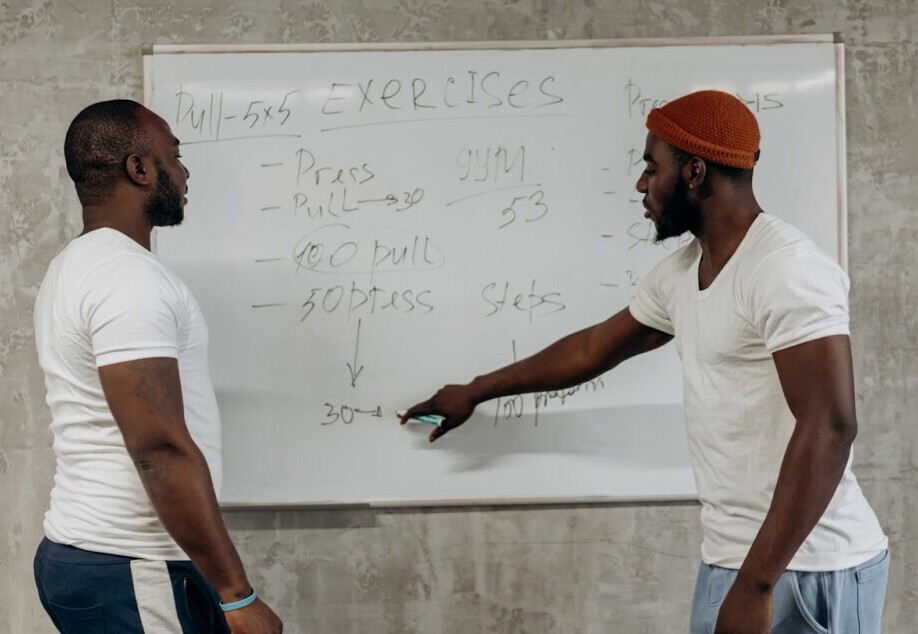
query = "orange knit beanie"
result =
(646, 90, 761, 169)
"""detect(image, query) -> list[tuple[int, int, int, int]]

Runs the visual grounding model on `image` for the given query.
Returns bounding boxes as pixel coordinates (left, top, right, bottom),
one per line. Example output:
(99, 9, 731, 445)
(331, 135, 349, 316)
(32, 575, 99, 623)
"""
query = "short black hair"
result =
(670, 146, 755, 184)
(64, 99, 151, 204)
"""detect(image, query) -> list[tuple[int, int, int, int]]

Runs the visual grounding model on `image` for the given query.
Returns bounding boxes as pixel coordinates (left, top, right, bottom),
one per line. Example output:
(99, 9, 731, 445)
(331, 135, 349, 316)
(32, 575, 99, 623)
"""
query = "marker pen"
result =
(396, 410, 444, 426)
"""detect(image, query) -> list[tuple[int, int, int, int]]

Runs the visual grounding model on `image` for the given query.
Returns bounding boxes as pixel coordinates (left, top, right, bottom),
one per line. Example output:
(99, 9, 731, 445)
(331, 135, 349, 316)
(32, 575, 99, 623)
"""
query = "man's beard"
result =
(144, 162, 184, 227)
(654, 177, 701, 242)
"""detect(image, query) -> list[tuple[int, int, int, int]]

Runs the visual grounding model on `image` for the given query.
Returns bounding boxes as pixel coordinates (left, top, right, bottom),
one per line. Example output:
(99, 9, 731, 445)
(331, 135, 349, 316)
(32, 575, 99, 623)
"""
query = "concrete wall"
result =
(2, 1, 915, 631)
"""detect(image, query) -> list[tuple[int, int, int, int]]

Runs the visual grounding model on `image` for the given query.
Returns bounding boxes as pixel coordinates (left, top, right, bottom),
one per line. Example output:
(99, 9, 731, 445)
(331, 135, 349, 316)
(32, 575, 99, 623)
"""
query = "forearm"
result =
(404, 309, 671, 440)
(467, 329, 605, 403)
(468, 309, 670, 404)
(134, 443, 251, 602)
(737, 418, 854, 591)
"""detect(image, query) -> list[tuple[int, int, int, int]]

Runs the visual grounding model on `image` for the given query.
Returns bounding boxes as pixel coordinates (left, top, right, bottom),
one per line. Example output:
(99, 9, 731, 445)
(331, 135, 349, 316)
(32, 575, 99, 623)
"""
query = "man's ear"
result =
(685, 157, 706, 191)
(124, 153, 152, 187)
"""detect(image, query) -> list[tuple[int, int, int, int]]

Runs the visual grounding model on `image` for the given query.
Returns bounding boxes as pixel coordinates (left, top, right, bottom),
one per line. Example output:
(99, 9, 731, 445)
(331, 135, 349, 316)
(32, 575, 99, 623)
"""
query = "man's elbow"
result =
(826, 410, 858, 448)
(129, 439, 198, 473)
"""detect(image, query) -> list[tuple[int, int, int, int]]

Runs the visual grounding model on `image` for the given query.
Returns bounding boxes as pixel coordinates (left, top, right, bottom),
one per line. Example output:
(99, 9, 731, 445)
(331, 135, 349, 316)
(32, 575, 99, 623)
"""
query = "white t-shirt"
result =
(629, 213, 887, 570)
(34, 228, 222, 560)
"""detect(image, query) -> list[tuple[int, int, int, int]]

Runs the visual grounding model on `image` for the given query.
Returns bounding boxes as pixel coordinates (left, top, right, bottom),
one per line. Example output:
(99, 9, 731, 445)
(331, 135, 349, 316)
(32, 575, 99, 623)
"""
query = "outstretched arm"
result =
(401, 307, 672, 441)
(99, 357, 283, 633)
(714, 334, 858, 633)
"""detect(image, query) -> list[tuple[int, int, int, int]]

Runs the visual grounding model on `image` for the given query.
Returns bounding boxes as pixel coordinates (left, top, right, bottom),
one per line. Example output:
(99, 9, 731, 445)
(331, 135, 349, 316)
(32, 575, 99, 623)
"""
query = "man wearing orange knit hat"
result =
(401, 90, 888, 633)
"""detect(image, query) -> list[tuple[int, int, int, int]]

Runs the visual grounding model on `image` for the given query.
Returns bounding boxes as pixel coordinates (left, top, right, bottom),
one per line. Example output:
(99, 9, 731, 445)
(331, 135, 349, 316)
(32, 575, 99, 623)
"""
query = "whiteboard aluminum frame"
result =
(142, 33, 834, 56)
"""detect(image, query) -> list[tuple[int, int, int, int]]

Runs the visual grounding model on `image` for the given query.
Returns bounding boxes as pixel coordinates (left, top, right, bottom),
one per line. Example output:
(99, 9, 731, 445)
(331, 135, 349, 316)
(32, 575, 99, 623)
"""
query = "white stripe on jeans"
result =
(129, 559, 183, 633)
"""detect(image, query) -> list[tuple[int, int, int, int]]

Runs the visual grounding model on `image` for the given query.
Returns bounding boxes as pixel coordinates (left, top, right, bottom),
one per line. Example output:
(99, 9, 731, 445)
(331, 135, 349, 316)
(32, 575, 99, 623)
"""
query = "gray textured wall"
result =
(2, 1, 915, 632)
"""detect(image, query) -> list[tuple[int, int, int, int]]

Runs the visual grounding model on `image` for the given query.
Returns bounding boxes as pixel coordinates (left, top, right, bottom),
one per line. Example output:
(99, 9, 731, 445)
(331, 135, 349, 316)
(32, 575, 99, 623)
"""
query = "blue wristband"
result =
(219, 588, 257, 612)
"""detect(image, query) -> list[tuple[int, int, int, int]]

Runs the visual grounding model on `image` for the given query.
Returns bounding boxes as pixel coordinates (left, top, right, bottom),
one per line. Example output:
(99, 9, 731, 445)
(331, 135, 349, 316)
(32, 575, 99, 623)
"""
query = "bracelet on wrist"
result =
(219, 587, 257, 612)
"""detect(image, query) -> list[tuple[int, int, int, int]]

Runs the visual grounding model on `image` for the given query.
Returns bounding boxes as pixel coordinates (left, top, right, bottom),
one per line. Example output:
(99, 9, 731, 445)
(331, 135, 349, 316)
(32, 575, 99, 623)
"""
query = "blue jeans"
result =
(690, 550, 889, 633)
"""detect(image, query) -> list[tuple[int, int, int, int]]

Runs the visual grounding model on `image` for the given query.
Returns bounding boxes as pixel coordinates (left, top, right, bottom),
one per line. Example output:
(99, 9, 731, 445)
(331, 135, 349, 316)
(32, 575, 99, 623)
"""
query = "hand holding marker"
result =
(398, 408, 454, 443)
(399, 384, 478, 441)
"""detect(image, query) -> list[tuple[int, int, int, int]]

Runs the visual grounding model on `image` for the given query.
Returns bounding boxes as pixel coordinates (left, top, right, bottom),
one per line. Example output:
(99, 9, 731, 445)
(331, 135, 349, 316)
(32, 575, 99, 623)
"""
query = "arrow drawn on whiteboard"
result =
(346, 318, 365, 388)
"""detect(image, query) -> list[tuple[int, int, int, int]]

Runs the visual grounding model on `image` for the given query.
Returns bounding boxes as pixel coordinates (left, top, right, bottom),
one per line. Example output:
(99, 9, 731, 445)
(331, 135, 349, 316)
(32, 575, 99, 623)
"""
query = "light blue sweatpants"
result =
(690, 550, 889, 633)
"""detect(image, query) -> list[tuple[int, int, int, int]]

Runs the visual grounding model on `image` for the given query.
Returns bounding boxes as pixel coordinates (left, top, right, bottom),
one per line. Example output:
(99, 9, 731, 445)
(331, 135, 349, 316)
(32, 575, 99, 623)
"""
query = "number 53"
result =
(500, 190, 548, 229)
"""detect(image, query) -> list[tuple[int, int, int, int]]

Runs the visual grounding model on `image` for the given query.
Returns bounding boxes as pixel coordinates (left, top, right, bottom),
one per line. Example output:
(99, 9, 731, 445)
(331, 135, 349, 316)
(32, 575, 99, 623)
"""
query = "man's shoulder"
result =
(746, 214, 825, 258)
(39, 231, 193, 329)
(742, 215, 841, 277)
(64, 227, 149, 261)
(60, 229, 170, 287)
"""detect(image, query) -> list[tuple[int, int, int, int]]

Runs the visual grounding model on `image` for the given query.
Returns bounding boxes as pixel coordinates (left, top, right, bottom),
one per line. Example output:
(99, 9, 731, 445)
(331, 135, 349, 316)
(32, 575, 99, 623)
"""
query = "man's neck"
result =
(81, 201, 152, 251)
(694, 194, 763, 289)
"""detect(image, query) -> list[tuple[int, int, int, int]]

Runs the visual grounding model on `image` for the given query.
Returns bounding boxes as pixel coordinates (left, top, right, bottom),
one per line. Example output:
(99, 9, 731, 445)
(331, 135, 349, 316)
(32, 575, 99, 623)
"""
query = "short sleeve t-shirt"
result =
(629, 213, 887, 570)
(34, 228, 222, 560)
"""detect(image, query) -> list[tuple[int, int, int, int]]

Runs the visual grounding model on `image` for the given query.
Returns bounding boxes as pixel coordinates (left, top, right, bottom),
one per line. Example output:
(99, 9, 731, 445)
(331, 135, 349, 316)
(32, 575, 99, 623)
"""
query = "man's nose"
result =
(635, 173, 647, 193)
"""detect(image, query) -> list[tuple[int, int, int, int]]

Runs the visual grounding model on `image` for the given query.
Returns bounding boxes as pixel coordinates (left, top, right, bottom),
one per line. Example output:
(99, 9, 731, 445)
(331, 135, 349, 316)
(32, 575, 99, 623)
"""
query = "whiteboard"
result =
(144, 37, 845, 506)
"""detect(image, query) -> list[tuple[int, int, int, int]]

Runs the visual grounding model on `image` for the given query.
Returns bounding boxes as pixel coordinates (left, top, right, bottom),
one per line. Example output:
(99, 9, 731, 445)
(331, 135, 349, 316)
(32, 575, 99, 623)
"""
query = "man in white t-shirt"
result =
(33, 100, 282, 633)
(401, 90, 888, 633)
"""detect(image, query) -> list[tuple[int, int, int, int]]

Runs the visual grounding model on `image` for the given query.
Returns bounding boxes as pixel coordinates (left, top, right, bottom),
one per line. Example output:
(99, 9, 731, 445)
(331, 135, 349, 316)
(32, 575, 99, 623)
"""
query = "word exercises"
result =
(148, 41, 842, 505)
